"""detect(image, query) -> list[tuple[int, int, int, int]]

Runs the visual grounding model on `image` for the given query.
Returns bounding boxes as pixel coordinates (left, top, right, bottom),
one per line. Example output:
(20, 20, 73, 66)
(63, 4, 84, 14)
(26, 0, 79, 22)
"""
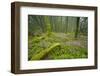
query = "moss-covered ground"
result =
(28, 32, 88, 60)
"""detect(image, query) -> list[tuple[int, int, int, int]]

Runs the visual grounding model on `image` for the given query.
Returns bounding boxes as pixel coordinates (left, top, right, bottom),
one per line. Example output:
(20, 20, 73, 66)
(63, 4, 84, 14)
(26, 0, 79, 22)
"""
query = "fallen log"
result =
(31, 43, 60, 60)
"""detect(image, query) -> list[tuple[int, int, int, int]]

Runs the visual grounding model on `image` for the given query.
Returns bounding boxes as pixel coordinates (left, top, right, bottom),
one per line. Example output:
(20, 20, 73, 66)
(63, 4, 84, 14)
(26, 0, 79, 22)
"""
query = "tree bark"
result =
(75, 17, 80, 38)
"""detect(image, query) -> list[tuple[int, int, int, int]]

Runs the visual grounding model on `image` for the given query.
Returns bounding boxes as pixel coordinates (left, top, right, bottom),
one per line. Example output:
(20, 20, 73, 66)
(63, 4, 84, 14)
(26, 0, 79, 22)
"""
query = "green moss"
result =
(31, 43, 60, 60)
(28, 33, 88, 60)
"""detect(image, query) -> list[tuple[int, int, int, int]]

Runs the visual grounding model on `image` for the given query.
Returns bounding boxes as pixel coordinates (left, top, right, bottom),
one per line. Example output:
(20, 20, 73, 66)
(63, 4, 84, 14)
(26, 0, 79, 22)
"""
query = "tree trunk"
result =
(75, 17, 80, 38)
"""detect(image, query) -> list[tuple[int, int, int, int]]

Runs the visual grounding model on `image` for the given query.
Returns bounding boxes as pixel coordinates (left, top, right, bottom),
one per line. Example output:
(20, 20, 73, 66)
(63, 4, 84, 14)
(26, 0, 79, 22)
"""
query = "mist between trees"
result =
(28, 15, 88, 60)
(28, 15, 88, 38)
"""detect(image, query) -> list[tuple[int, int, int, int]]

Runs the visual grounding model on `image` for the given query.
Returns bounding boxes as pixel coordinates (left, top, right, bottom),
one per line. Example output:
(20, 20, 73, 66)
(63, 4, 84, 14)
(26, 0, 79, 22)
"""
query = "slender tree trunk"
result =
(75, 17, 80, 38)
(66, 17, 68, 33)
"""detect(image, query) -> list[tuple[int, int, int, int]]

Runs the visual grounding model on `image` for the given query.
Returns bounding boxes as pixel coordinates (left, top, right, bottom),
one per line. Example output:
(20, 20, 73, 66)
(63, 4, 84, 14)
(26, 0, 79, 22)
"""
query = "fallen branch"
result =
(31, 43, 60, 60)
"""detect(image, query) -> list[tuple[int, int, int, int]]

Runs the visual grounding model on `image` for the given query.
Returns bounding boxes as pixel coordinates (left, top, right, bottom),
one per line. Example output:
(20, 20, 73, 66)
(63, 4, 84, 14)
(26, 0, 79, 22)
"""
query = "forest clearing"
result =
(28, 15, 88, 60)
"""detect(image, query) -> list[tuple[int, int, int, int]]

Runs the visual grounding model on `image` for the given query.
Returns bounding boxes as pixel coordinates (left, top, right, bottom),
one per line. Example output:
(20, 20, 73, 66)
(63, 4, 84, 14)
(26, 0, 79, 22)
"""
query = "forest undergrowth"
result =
(28, 32, 87, 60)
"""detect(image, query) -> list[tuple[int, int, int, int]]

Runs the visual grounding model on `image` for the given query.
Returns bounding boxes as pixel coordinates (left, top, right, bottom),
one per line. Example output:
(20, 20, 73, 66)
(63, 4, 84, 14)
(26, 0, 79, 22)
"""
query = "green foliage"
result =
(28, 32, 87, 60)
(28, 15, 88, 61)
(47, 45, 87, 59)
(31, 43, 60, 60)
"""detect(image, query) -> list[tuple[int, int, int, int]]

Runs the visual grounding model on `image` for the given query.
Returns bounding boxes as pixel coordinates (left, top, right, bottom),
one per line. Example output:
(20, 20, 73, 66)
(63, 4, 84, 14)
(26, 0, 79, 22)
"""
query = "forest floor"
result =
(28, 32, 88, 61)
